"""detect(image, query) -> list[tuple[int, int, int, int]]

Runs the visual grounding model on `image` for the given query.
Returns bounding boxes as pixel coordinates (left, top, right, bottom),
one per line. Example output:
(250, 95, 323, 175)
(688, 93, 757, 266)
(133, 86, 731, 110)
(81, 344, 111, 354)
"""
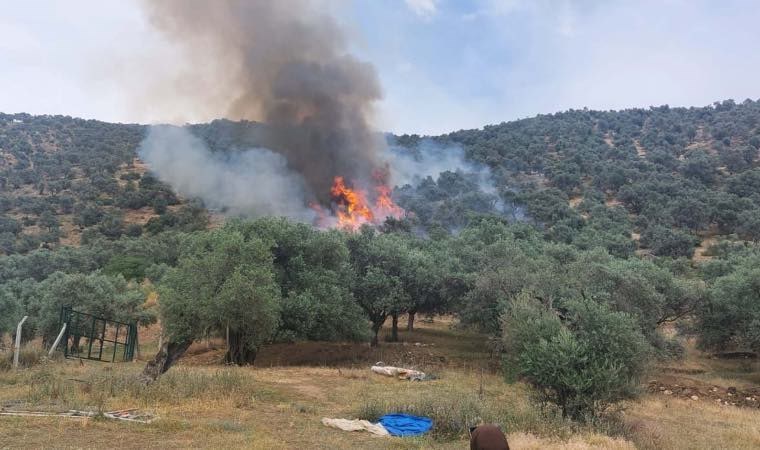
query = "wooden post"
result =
(13, 316, 28, 369)
(48, 323, 67, 357)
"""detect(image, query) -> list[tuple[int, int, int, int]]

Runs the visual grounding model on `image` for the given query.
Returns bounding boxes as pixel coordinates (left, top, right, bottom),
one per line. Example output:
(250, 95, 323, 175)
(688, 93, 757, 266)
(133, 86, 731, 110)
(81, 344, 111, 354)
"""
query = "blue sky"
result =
(2, 1, 760, 135)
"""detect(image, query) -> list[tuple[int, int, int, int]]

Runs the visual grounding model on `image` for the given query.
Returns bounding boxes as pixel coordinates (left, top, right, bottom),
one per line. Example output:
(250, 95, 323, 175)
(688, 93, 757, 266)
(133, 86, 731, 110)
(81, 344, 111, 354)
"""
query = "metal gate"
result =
(59, 306, 137, 362)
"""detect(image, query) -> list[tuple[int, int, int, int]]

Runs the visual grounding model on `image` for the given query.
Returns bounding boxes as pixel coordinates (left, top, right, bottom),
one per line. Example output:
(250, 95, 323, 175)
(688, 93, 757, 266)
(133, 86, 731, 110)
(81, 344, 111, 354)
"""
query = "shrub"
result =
(501, 296, 650, 421)
(696, 258, 760, 352)
(640, 226, 698, 258)
(103, 255, 149, 280)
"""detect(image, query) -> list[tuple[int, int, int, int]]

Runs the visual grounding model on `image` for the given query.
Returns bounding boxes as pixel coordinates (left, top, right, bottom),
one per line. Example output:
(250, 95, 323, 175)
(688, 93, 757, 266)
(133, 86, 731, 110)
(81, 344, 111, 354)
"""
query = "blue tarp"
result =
(378, 413, 433, 437)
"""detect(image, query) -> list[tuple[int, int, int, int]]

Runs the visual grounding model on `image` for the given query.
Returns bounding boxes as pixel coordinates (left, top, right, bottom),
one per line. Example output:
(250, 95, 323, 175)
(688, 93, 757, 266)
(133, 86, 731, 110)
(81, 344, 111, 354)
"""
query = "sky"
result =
(1, 0, 760, 135)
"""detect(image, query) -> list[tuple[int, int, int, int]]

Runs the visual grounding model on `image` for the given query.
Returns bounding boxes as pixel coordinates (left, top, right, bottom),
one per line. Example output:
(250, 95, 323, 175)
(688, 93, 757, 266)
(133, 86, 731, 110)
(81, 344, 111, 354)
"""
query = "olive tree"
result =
(141, 228, 280, 382)
(697, 255, 760, 352)
(502, 295, 650, 420)
(347, 227, 411, 345)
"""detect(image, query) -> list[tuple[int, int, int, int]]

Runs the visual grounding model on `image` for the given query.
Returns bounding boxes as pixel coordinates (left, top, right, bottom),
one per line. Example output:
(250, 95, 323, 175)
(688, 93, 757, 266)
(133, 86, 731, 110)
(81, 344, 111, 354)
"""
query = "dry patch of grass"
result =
(693, 236, 718, 262)
(4, 321, 760, 449)
(633, 140, 647, 158)
(508, 431, 634, 449)
(625, 396, 760, 449)
(0, 359, 635, 449)
(122, 206, 160, 226)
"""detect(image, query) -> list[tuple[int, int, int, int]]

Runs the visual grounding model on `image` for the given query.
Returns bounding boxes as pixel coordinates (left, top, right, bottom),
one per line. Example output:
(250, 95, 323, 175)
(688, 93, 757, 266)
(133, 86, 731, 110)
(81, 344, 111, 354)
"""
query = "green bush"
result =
(697, 257, 760, 352)
(501, 296, 650, 421)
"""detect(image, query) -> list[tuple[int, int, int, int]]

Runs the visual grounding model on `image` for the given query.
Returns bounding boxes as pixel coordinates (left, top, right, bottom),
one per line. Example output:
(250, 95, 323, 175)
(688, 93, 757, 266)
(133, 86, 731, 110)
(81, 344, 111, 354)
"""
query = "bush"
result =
(103, 255, 150, 280)
(697, 257, 760, 352)
(501, 296, 650, 421)
(124, 223, 143, 238)
(640, 226, 698, 258)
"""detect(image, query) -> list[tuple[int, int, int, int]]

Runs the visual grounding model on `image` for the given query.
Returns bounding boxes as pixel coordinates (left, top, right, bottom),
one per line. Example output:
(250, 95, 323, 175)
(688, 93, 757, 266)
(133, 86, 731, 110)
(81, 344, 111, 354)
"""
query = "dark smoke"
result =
(140, 0, 384, 203)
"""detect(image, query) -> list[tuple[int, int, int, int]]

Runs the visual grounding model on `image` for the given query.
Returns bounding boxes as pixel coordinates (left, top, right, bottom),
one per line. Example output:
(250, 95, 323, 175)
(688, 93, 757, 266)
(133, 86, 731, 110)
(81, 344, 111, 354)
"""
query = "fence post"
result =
(13, 316, 29, 369)
(48, 323, 67, 357)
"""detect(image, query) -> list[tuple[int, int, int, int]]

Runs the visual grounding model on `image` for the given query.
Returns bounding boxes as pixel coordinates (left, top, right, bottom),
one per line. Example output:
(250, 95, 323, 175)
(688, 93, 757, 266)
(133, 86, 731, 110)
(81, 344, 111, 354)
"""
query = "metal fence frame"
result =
(59, 306, 137, 362)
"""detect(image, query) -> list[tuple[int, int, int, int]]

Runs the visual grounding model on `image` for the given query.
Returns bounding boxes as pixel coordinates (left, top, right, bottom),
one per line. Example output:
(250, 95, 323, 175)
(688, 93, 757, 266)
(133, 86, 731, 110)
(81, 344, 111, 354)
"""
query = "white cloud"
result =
(404, 0, 438, 18)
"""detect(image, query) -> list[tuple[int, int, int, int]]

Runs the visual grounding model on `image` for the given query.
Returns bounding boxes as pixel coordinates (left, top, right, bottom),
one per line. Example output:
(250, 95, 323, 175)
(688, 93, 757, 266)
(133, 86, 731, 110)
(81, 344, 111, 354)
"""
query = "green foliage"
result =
(227, 218, 368, 342)
(158, 227, 280, 357)
(640, 226, 698, 258)
(502, 296, 650, 420)
(697, 253, 760, 352)
(0, 285, 21, 335)
(347, 227, 411, 344)
(11, 271, 154, 343)
(103, 255, 150, 280)
(736, 210, 760, 242)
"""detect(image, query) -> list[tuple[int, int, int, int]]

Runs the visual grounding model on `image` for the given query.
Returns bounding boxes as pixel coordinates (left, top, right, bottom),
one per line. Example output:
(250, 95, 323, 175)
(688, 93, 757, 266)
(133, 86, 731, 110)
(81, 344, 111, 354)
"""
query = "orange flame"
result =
(374, 184, 404, 219)
(331, 176, 374, 230)
(327, 175, 404, 231)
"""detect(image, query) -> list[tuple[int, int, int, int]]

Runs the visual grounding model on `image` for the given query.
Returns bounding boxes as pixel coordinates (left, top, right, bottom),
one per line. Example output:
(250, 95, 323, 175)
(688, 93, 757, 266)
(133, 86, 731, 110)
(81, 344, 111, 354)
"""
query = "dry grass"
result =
(2, 320, 760, 449)
(624, 396, 760, 449)
(633, 140, 647, 158)
(0, 362, 631, 449)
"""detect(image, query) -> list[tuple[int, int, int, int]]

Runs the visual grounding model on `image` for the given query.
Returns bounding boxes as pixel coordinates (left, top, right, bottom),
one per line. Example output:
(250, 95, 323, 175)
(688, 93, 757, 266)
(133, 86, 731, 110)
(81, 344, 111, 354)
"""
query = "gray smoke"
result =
(139, 0, 384, 204)
(139, 126, 315, 220)
(385, 138, 524, 221)
(386, 139, 499, 195)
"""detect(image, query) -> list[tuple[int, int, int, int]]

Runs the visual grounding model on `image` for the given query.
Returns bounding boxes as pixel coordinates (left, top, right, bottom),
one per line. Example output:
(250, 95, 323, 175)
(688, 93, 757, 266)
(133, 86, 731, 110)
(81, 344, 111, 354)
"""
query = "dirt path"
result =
(648, 374, 760, 408)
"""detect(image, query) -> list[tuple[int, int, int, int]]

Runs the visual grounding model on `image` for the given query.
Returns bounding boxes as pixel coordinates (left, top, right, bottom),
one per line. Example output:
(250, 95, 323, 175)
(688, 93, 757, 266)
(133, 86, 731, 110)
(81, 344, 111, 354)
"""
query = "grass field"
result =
(2, 318, 760, 449)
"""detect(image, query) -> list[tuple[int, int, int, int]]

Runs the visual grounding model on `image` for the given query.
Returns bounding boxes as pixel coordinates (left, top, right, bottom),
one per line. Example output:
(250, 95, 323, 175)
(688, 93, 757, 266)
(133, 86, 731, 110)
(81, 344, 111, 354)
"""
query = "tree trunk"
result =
(224, 330, 258, 365)
(370, 316, 386, 347)
(138, 340, 193, 384)
(390, 313, 399, 342)
(371, 323, 381, 347)
(407, 311, 416, 332)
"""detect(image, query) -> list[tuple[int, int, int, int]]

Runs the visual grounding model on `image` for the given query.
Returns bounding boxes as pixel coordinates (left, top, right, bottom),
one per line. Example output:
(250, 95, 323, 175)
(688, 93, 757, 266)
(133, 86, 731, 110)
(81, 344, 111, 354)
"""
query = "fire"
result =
(326, 175, 404, 231)
(374, 184, 404, 219)
(331, 176, 374, 229)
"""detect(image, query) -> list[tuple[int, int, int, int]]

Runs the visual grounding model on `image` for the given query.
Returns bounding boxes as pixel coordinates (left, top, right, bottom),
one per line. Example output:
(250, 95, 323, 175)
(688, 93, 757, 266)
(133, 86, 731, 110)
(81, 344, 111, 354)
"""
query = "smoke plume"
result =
(139, 0, 384, 203)
(386, 139, 499, 195)
(139, 126, 315, 220)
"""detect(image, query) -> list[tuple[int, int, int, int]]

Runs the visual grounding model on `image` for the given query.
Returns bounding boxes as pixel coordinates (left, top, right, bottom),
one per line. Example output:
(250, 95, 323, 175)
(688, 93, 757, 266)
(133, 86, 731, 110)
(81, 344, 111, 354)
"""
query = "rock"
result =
(691, 395, 699, 401)
(664, 390, 673, 395)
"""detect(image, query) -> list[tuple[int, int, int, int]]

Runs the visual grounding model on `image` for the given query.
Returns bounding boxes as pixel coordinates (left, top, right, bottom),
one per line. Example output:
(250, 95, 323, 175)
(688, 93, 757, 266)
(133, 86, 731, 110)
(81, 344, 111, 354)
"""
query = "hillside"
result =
(397, 98, 760, 259)
(3, 99, 760, 258)
(0, 113, 207, 254)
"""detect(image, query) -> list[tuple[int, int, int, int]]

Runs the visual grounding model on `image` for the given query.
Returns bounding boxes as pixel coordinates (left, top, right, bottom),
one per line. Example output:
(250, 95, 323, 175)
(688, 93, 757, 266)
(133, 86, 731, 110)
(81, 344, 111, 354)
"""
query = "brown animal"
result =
(470, 424, 510, 450)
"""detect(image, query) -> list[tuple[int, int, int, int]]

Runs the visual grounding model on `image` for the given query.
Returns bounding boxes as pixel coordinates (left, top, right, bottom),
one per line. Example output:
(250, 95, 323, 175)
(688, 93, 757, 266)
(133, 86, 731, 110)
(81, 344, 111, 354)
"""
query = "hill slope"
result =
(2, 99, 759, 256)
